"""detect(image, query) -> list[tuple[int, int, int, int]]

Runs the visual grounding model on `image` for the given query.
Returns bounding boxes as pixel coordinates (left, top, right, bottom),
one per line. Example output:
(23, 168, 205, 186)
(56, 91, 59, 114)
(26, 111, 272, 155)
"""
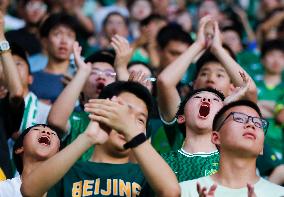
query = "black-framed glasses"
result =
(216, 112, 269, 134)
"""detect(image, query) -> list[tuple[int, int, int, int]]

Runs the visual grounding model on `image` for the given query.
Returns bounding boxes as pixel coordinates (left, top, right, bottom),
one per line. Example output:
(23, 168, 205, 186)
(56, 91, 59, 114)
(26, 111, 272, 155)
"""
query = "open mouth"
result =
(96, 82, 105, 91)
(38, 136, 51, 146)
(198, 102, 210, 119)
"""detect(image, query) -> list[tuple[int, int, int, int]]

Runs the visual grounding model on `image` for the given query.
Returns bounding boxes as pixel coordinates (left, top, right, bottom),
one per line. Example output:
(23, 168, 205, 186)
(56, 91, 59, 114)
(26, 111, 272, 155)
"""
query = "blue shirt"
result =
(30, 71, 64, 103)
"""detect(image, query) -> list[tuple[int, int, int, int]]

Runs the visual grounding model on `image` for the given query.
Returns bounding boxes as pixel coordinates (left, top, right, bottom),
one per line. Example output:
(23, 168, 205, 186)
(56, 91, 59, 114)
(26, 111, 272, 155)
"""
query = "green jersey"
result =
(256, 80, 284, 156)
(47, 161, 151, 197)
(65, 111, 92, 161)
(162, 149, 219, 182)
(152, 122, 184, 154)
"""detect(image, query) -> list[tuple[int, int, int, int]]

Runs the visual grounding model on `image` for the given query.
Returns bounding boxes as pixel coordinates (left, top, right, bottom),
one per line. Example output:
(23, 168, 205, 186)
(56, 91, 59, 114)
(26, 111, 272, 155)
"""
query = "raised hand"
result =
(210, 21, 223, 53)
(247, 183, 257, 197)
(85, 97, 144, 141)
(128, 71, 151, 90)
(224, 71, 250, 104)
(83, 121, 110, 145)
(196, 15, 214, 49)
(0, 10, 4, 40)
(73, 41, 92, 74)
(197, 182, 217, 197)
(111, 35, 133, 69)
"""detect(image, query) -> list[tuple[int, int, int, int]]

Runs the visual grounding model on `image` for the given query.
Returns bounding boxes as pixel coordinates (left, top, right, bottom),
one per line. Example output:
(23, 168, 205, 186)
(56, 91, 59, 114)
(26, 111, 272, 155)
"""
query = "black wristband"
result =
(123, 133, 147, 149)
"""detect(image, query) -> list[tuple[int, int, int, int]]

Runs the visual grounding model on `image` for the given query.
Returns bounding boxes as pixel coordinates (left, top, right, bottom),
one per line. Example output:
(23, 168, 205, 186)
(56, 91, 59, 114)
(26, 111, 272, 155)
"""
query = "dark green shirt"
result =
(47, 161, 151, 197)
(162, 149, 219, 182)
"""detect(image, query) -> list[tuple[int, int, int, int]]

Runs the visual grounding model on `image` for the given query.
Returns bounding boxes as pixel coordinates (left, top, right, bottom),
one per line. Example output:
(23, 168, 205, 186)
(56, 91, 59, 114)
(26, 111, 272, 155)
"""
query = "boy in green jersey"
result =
(21, 81, 180, 197)
(256, 39, 284, 158)
(162, 88, 225, 182)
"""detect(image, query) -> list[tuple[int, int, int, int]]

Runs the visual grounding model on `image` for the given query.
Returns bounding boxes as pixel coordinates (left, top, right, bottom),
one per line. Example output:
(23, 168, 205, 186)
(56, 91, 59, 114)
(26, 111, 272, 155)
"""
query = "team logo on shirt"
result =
(72, 178, 142, 196)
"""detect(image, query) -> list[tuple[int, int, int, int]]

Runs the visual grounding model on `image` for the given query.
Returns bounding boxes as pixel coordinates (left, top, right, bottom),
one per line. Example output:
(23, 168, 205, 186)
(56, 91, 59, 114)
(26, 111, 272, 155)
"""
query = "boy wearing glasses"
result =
(47, 43, 117, 161)
(180, 100, 284, 197)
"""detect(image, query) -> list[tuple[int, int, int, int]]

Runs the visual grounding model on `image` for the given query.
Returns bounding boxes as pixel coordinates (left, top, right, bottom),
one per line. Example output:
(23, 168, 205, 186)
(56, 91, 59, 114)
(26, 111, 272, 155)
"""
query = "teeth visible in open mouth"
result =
(38, 136, 51, 146)
(199, 102, 210, 118)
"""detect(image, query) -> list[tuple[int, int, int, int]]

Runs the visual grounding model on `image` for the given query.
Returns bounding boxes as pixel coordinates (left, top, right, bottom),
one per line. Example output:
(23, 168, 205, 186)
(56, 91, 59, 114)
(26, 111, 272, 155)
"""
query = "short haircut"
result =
(10, 42, 31, 74)
(221, 25, 242, 41)
(156, 23, 193, 50)
(103, 11, 129, 28)
(212, 100, 263, 131)
(260, 39, 284, 59)
(85, 50, 115, 67)
(99, 81, 153, 137)
(176, 88, 225, 136)
(140, 14, 166, 27)
(127, 61, 154, 75)
(194, 45, 236, 80)
(39, 12, 80, 38)
(13, 124, 62, 174)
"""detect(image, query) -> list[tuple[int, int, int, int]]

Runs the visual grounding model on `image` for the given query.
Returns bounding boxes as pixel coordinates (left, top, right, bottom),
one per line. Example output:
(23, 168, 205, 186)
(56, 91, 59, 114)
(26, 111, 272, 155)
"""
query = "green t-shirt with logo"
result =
(65, 111, 92, 161)
(256, 80, 284, 156)
(47, 161, 151, 197)
(161, 149, 219, 182)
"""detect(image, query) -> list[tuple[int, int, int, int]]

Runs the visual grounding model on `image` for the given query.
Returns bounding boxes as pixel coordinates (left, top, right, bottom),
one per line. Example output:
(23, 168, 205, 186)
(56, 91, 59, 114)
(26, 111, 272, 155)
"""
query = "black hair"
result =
(260, 39, 284, 59)
(140, 14, 166, 27)
(103, 11, 129, 28)
(176, 88, 225, 136)
(39, 12, 80, 38)
(194, 45, 236, 80)
(85, 49, 115, 67)
(212, 100, 263, 132)
(156, 23, 193, 50)
(127, 0, 152, 10)
(10, 42, 31, 74)
(221, 25, 242, 42)
(127, 61, 154, 75)
(99, 81, 153, 137)
(13, 124, 62, 174)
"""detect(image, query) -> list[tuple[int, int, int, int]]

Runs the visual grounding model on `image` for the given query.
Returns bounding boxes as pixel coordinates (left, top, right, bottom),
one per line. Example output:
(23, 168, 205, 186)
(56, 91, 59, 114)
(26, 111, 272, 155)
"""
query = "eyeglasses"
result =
(26, 2, 47, 12)
(216, 112, 269, 134)
(91, 68, 116, 78)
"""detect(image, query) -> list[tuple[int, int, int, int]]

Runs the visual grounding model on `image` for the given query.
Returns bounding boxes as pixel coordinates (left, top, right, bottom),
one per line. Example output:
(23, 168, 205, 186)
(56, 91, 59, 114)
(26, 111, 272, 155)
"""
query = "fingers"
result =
(208, 184, 217, 195)
(111, 35, 131, 53)
(88, 113, 110, 126)
(247, 183, 256, 197)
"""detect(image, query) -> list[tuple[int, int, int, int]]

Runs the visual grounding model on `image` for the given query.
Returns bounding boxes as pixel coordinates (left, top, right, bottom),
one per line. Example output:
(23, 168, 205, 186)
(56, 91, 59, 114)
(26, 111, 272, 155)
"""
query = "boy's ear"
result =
(15, 147, 24, 155)
(28, 75, 33, 85)
(211, 131, 220, 146)
(177, 115, 185, 124)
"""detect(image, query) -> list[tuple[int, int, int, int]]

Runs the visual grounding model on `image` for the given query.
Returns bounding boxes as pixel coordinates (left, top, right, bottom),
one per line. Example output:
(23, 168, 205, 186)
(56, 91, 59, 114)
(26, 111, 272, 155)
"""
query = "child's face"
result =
(262, 50, 284, 74)
(22, 126, 60, 160)
(182, 91, 223, 133)
(130, 0, 152, 21)
(45, 25, 76, 62)
(222, 30, 242, 54)
(194, 63, 232, 97)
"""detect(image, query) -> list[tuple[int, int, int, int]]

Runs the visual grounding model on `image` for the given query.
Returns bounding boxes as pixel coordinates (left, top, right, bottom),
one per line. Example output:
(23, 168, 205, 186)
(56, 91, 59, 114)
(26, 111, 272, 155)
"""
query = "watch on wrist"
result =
(0, 41, 10, 53)
(123, 133, 147, 149)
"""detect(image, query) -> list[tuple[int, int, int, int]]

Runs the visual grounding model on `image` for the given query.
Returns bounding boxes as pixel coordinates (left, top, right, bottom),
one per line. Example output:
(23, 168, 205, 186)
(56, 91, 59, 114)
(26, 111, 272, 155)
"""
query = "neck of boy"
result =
(211, 152, 259, 188)
(21, 158, 45, 180)
(264, 73, 281, 87)
(44, 58, 70, 75)
(90, 145, 130, 164)
(183, 131, 217, 153)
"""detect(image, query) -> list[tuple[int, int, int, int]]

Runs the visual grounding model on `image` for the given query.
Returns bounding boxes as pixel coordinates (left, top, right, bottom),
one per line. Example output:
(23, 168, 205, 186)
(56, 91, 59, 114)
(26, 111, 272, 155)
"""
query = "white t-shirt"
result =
(0, 176, 22, 197)
(180, 176, 284, 197)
